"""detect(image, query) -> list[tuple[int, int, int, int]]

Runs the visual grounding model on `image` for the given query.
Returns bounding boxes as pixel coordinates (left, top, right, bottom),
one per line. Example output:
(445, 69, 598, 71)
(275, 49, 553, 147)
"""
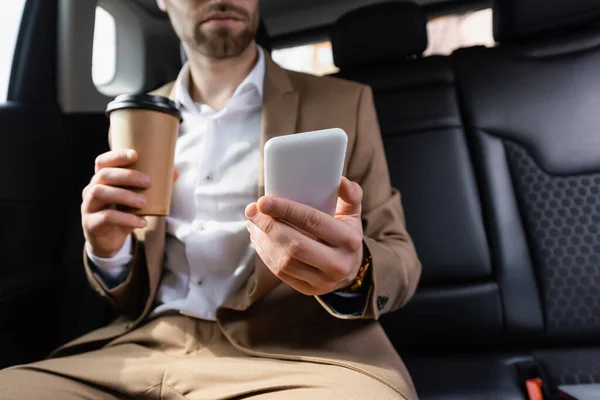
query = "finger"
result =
(173, 169, 180, 183)
(84, 209, 148, 232)
(89, 168, 151, 190)
(254, 235, 317, 295)
(83, 184, 146, 213)
(336, 177, 363, 217)
(247, 220, 277, 265)
(95, 150, 137, 173)
(246, 205, 348, 277)
(254, 198, 362, 251)
(279, 272, 320, 296)
(247, 222, 325, 295)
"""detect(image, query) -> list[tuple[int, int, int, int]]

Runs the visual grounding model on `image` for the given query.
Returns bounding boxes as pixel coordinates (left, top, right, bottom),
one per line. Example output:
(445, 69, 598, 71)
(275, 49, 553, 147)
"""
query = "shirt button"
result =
(377, 296, 389, 311)
(192, 221, 205, 231)
(205, 174, 213, 182)
(197, 280, 203, 286)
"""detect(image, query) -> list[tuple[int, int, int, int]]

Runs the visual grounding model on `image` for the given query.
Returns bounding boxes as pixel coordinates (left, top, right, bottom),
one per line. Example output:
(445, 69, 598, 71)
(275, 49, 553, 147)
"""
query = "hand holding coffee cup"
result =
(81, 94, 181, 258)
(82, 149, 150, 257)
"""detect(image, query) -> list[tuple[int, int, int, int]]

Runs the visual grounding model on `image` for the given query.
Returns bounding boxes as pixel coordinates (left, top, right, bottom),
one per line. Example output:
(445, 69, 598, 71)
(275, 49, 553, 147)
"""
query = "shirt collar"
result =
(174, 46, 266, 113)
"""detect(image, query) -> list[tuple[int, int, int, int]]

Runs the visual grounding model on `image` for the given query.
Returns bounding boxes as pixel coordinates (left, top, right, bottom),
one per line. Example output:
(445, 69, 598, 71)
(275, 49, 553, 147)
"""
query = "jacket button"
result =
(377, 296, 389, 311)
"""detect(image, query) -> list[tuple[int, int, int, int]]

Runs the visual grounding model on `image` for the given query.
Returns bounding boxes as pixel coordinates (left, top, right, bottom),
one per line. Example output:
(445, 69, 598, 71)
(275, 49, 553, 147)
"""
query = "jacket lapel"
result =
(135, 215, 166, 321)
(257, 55, 300, 196)
(224, 53, 300, 311)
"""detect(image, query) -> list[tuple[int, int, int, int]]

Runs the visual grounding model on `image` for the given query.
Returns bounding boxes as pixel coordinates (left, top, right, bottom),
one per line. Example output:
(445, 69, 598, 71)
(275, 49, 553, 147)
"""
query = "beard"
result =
(193, 2, 258, 59)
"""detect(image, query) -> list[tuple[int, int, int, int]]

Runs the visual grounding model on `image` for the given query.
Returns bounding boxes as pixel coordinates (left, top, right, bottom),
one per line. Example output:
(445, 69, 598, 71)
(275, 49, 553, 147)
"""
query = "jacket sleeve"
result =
(83, 232, 150, 318)
(82, 121, 155, 319)
(316, 85, 422, 320)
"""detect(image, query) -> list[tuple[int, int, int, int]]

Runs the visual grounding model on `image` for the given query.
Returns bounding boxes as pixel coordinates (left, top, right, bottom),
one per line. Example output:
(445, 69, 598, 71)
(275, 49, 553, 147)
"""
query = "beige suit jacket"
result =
(56, 53, 421, 398)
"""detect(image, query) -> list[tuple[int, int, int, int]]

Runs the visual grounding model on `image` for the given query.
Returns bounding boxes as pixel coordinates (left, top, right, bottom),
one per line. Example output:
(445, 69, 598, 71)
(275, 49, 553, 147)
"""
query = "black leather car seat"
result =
(453, 0, 600, 391)
(332, 2, 527, 399)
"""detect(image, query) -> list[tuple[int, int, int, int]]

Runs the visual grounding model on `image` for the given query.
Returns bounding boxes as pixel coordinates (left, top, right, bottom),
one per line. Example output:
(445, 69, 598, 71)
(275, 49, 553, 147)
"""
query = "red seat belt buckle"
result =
(526, 378, 544, 400)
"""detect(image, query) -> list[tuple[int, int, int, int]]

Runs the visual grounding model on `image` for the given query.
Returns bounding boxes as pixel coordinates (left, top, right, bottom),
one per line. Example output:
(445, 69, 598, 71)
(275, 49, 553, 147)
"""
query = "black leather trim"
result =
(339, 56, 454, 91)
(386, 129, 491, 285)
(475, 132, 545, 340)
(493, 0, 600, 43)
(534, 348, 600, 386)
(453, 44, 600, 175)
(406, 355, 531, 400)
(382, 283, 504, 351)
(451, 69, 546, 340)
(503, 22, 600, 59)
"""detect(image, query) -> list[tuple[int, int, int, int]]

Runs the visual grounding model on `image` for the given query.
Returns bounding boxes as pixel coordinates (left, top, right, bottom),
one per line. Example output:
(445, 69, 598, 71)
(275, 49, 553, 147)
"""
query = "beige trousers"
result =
(0, 315, 405, 399)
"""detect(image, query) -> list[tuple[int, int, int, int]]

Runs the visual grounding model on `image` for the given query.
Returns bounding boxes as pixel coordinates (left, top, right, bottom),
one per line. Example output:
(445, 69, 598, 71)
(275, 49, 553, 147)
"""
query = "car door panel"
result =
(0, 0, 69, 368)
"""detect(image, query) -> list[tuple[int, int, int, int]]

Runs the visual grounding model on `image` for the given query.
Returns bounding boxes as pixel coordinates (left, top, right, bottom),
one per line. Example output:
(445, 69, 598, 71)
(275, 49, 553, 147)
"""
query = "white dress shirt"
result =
(86, 47, 265, 321)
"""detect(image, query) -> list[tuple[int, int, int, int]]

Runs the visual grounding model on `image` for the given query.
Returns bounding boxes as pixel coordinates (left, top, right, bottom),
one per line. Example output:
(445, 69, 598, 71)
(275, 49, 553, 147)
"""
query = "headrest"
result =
(494, 0, 600, 43)
(331, 1, 428, 70)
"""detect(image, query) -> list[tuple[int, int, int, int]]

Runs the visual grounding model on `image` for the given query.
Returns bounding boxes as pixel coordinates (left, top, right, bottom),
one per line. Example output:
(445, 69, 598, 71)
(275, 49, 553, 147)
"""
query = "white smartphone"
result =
(264, 128, 348, 216)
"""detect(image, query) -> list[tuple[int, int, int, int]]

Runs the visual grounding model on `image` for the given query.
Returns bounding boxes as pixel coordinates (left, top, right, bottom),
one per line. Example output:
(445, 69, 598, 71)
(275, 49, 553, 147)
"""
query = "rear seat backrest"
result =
(453, 0, 600, 344)
(332, 2, 500, 351)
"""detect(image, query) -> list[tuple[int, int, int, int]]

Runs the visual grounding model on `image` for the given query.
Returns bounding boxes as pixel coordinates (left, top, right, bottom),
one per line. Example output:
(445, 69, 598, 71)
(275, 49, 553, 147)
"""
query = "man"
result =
(0, 0, 421, 398)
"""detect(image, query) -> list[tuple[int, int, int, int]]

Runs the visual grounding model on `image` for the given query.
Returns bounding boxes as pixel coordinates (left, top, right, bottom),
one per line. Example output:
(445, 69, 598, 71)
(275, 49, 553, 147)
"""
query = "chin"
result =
(193, 28, 254, 59)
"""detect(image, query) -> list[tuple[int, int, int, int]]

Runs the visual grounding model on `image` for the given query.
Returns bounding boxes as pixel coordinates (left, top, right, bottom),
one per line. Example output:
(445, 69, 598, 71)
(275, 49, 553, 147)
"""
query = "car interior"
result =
(1, 0, 600, 398)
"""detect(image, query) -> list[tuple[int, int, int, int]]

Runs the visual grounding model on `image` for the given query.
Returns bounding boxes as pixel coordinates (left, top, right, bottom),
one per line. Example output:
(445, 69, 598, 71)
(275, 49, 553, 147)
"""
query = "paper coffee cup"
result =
(106, 94, 181, 216)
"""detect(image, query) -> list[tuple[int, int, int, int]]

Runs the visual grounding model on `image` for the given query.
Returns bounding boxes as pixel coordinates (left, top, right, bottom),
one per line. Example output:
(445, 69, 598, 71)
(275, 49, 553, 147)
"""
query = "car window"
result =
(272, 42, 338, 76)
(0, 0, 27, 102)
(425, 8, 494, 55)
(92, 6, 117, 88)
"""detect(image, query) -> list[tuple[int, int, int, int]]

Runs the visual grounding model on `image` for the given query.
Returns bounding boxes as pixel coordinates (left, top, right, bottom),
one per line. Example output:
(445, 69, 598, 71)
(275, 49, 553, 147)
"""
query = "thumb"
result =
(336, 177, 363, 217)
